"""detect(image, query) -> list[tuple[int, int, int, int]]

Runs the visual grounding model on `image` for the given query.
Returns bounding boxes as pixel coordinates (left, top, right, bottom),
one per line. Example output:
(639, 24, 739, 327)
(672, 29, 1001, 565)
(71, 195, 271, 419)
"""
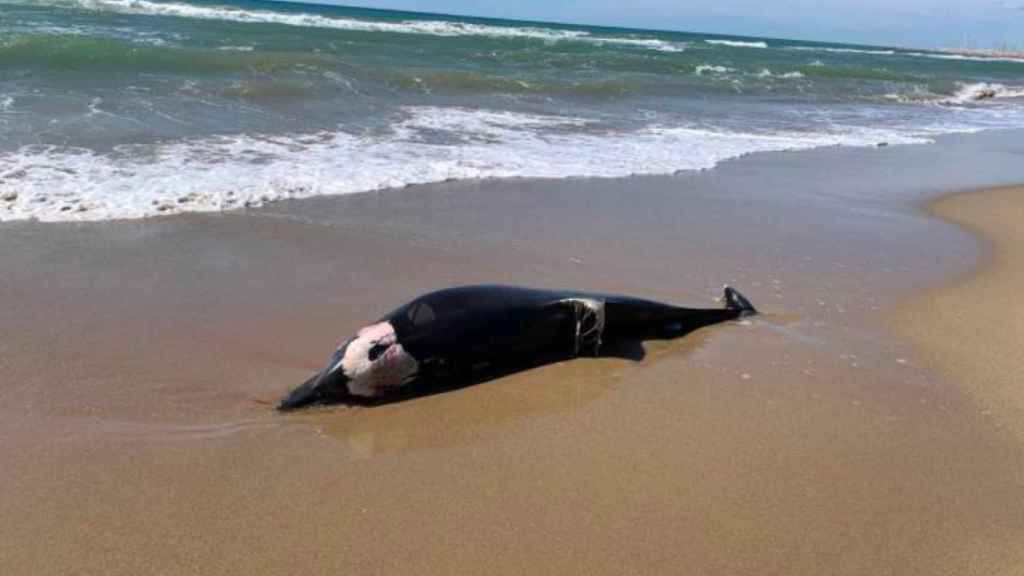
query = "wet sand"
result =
(4, 132, 1024, 574)
(895, 186, 1024, 441)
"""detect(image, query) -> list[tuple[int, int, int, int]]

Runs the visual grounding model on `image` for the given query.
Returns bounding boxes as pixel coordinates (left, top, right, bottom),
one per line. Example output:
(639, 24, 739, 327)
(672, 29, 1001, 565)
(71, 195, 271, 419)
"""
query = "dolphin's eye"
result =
(368, 342, 389, 362)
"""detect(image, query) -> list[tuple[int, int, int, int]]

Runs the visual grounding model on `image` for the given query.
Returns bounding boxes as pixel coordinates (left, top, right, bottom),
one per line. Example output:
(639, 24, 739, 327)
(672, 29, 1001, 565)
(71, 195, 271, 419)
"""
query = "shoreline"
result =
(4, 127, 1024, 225)
(5, 131, 1024, 574)
(893, 185, 1024, 440)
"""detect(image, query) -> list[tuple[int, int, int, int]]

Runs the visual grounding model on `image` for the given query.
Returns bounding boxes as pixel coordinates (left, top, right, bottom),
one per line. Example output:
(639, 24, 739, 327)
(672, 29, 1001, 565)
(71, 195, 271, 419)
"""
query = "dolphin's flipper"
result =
(723, 286, 757, 317)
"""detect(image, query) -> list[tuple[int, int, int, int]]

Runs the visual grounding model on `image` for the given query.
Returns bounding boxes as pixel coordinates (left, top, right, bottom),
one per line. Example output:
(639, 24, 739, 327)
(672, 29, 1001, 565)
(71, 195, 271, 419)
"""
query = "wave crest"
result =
(705, 39, 768, 49)
(944, 82, 1024, 104)
(32, 0, 684, 51)
(884, 82, 1024, 106)
(694, 64, 734, 75)
(0, 106, 931, 222)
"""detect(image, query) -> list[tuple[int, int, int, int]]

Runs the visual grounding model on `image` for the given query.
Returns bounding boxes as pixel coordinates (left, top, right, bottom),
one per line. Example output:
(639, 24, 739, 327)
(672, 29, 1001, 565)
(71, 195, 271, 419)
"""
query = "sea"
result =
(2, 0, 1024, 221)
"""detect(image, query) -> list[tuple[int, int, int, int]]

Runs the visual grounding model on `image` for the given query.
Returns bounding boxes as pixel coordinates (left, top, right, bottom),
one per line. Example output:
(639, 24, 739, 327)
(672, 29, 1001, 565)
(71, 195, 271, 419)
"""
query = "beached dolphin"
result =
(278, 285, 756, 410)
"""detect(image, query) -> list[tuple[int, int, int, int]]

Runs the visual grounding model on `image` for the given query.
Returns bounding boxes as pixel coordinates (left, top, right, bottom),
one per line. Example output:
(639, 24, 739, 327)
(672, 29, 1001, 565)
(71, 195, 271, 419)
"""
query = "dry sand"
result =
(4, 146, 1024, 575)
(895, 186, 1024, 441)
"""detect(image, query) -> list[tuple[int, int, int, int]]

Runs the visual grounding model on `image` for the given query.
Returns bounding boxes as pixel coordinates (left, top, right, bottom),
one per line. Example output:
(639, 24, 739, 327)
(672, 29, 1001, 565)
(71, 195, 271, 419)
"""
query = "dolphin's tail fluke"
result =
(723, 286, 757, 317)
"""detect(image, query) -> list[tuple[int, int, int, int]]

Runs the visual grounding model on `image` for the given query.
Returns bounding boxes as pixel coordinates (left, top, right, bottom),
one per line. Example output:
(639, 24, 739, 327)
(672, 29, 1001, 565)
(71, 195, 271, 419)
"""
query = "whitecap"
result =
(785, 46, 896, 56)
(0, 106, 937, 223)
(44, 0, 684, 52)
(905, 51, 1024, 64)
(695, 64, 734, 75)
(940, 82, 1024, 105)
(705, 39, 768, 49)
(756, 69, 804, 79)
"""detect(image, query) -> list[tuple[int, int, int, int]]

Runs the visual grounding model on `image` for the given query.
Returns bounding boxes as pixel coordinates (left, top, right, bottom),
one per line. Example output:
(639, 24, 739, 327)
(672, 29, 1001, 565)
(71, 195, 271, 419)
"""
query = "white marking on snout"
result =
(339, 322, 418, 397)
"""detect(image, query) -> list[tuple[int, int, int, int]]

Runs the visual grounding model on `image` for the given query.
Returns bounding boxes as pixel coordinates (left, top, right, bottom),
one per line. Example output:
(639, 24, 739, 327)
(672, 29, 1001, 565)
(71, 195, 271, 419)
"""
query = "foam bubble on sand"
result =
(46, 0, 683, 52)
(0, 96, 13, 111)
(0, 106, 935, 222)
(705, 39, 768, 49)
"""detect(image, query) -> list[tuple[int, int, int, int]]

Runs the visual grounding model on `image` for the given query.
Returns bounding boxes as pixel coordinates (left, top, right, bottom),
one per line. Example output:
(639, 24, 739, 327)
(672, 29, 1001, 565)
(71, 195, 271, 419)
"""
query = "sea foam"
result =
(695, 64, 734, 75)
(942, 82, 1024, 104)
(905, 51, 1024, 64)
(756, 68, 804, 79)
(784, 45, 1024, 64)
(49, 0, 685, 52)
(785, 46, 897, 56)
(705, 39, 768, 48)
(0, 106, 932, 222)
(887, 82, 1024, 105)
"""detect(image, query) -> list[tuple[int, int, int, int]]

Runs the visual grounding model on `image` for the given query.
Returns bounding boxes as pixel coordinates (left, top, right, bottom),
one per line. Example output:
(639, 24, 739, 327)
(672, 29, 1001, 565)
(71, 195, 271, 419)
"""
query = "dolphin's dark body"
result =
(279, 285, 756, 410)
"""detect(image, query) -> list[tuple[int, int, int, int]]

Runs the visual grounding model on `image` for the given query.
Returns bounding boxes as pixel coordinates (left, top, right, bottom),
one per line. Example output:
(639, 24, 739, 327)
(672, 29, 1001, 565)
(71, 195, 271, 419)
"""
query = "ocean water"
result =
(2, 0, 1024, 221)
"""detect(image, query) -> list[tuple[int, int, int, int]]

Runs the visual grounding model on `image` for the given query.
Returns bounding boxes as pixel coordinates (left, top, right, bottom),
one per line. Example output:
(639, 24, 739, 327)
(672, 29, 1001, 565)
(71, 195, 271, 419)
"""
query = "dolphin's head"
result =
(277, 321, 418, 410)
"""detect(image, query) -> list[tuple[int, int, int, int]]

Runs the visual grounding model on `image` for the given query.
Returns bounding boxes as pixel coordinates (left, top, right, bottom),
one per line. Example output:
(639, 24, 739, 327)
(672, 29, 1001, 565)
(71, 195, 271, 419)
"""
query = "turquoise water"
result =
(2, 0, 1024, 221)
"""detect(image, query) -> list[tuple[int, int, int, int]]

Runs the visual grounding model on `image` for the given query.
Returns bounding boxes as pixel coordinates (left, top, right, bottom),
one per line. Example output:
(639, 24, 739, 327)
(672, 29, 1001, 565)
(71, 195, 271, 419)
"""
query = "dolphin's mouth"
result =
(277, 373, 323, 411)
(278, 346, 351, 411)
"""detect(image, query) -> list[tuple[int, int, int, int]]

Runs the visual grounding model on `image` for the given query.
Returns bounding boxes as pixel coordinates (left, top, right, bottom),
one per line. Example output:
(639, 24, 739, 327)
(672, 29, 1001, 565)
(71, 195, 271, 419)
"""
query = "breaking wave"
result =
(26, 0, 685, 51)
(905, 51, 1024, 64)
(942, 82, 1024, 104)
(756, 68, 804, 79)
(0, 106, 933, 222)
(705, 39, 768, 49)
(694, 64, 734, 75)
(785, 45, 1024, 65)
(785, 46, 896, 56)
(887, 82, 1024, 105)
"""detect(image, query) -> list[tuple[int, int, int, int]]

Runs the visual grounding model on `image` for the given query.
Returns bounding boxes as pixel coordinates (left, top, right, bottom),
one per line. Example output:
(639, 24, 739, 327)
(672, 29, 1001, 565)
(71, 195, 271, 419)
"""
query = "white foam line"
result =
(0, 106, 935, 223)
(694, 64, 734, 75)
(886, 82, 1024, 106)
(705, 39, 768, 49)
(756, 68, 804, 79)
(44, 0, 684, 52)
(785, 45, 1024, 64)
(941, 82, 1024, 104)
(905, 51, 1024, 64)
(785, 46, 896, 56)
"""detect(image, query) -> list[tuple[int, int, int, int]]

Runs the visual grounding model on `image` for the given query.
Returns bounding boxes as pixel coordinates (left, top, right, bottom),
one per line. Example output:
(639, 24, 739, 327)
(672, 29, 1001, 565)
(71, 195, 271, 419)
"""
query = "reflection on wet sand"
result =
(306, 332, 715, 458)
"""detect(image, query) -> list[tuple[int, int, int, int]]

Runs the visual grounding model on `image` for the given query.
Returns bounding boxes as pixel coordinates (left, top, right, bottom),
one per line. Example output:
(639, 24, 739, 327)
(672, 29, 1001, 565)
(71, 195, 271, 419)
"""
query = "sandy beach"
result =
(895, 186, 1024, 441)
(3, 131, 1024, 574)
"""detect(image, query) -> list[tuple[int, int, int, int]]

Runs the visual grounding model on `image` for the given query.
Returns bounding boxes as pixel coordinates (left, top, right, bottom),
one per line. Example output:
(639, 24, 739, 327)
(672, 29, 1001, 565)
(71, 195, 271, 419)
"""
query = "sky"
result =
(306, 0, 1024, 48)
